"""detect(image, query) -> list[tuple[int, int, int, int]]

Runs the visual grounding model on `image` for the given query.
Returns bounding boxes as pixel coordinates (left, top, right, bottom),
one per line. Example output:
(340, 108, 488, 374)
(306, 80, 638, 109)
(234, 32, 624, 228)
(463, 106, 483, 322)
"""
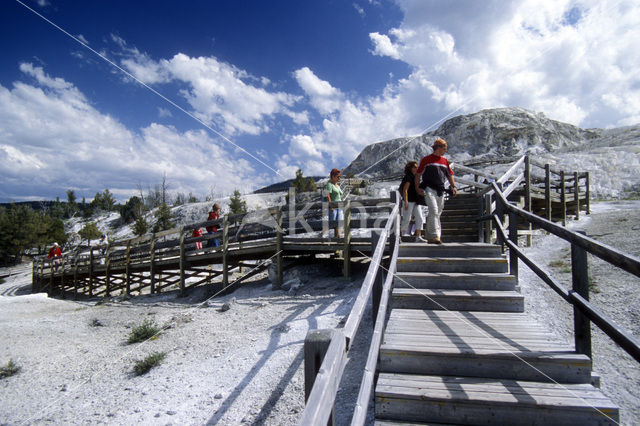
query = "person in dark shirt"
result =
(400, 161, 426, 242)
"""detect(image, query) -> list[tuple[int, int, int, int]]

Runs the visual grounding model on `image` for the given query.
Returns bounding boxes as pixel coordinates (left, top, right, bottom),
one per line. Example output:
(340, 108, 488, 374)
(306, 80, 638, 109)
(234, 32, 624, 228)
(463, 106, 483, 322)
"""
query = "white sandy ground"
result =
(1, 200, 639, 425)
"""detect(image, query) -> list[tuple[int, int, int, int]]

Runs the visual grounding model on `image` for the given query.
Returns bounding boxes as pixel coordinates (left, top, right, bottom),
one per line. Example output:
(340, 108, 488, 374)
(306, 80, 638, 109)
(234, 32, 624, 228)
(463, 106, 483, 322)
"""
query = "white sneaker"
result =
(415, 236, 428, 243)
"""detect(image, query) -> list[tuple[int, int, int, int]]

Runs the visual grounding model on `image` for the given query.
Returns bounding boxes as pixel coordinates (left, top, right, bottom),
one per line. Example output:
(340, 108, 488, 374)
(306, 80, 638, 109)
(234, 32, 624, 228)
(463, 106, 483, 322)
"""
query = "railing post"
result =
(478, 196, 485, 243)
(276, 208, 283, 288)
(105, 244, 111, 297)
(560, 171, 567, 226)
(222, 215, 229, 289)
(495, 184, 505, 248)
(125, 241, 131, 296)
(585, 172, 591, 214)
(343, 200, 351, 279)
(524, 156, 532, 247)
(88, 248, 94, 297)
(484, 194, 492, 244)
(508, 212, 519, 278)
(574, 171, 580, 220)
(571, 238, 592, 358)
(59, 255, 66, 298)
(73, 252, 79, 300)
(149, 236, 156, 294)
(304, 329, 338, 426)
(545, 164, 552, 221)
(179, 231, 186, 297)
(371, 230, 383, 324)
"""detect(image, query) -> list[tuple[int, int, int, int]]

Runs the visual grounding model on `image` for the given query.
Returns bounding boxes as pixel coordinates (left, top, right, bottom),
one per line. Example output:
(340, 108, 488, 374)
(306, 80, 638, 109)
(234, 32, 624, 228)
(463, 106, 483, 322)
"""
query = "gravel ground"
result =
(519, 200, 640, 425)
(0, 258, 372, 425)
(1, 200, 638, 425)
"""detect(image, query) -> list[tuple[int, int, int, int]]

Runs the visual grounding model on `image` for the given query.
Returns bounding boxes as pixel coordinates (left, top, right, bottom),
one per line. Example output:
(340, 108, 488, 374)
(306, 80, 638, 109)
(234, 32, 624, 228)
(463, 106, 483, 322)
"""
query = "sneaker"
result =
(415, 236, 428, 243)
(428, 238, 443, 244)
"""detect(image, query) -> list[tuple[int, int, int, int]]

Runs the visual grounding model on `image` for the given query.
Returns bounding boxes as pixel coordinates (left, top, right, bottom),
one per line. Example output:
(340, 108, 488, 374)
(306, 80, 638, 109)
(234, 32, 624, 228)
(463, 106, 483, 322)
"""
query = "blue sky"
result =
(1, 0, 639, 202)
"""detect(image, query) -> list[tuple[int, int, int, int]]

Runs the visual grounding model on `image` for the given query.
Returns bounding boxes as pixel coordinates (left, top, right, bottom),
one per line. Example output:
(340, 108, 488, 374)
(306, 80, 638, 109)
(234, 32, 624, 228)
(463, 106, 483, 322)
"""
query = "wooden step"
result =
(396, 257, 508, 273)
(380, 310, 591, 383)
(375, 374, 619, 425)
(398, 243, 502, 258)
(393, 272, 517, 291)
(391, 288, 524, 312)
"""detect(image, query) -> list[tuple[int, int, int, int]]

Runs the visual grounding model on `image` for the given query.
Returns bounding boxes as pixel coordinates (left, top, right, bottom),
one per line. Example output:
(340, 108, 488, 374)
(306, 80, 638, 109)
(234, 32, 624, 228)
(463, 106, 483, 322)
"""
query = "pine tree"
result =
(228, 190, 247, 215)
(153, 202, 175, 233)
(78, 222, 102, 244)
(133, 216, 148, 236)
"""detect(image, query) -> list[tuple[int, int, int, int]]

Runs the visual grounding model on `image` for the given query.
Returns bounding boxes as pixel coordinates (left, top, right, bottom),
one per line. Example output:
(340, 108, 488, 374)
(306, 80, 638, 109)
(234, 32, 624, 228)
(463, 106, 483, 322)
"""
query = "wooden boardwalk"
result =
(374, 242, 619, 424)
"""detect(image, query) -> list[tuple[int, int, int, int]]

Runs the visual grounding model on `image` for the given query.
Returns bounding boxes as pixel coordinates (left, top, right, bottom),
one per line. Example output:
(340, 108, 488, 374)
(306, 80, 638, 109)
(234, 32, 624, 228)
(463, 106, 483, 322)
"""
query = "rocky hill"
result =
(342, 107, 639, 179)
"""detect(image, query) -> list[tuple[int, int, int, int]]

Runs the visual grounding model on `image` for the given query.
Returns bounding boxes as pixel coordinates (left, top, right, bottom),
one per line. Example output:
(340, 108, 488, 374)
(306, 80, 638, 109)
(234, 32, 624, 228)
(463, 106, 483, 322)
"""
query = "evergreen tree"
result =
(66, 189, 78, 218)
(133, 216, 148, 236)
(152, 202, 175, 233)
(0, 204, 67, 264)
(120, 196, 145, 224)
(78, 222, 102, 244)
(91, 189, 116, 212)
(291, 169, 317, 193)
(228, 190, 247, 215)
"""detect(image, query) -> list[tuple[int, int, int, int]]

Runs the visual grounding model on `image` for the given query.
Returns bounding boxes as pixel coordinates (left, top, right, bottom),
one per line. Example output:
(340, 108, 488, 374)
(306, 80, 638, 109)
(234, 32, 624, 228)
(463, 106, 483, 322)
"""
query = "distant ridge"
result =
(253, 176, 324, 194)
(342, 107, 613, 177)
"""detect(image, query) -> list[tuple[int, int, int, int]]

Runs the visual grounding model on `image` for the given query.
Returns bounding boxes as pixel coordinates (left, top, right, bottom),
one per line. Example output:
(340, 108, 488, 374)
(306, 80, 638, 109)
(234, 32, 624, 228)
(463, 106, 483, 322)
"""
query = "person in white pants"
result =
(415, 138, 457, 243)
(400, 161, 426, 242)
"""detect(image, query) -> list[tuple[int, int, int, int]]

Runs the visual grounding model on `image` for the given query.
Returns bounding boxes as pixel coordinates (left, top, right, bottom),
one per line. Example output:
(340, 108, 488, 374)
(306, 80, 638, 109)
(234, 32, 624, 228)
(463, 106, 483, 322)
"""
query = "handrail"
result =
(488, 182, 640, 363)
(343, 202, 399, 343)
(350, 210, 400, 425)
(300, 197, 400, 425)
(496, 155, 525, 185)
(491, 183, 640, 277)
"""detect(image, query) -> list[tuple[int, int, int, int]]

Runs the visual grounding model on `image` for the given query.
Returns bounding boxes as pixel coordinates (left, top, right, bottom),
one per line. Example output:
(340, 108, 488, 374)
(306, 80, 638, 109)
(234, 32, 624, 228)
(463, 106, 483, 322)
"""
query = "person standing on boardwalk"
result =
(192, 227, 203, 250)
(206, 203, 221, 247)
(400, 161, 426, 242)
(47, 242, 62, 270)
(415, 138, 457, 244)
(325, 168, 344, 238)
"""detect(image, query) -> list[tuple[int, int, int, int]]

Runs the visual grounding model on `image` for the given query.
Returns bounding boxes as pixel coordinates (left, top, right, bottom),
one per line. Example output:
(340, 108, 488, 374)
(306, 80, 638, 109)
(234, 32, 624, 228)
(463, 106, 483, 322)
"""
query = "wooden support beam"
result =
(572, 238, 592, 358)
(125, 241, 131, 296)
(574, 171, 580, 220)
(343, 200, 351, 279)
(509, 211, 519, 278)
(560, 171, 567, 226)
(585, 172, 591, 214)
(545, 164, 552, 222)
(149, 237, 156, 294)
(179, 232, 186, 297)
(222, 215, 229, 289)
(276, 209, 283, 289)
(303, 329, 342, 425)
(524, 156, 532, 246)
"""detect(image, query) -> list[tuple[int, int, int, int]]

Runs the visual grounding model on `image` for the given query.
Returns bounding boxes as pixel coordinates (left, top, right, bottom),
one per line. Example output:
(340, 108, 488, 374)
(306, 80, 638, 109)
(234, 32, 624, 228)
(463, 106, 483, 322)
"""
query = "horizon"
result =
(1, 0, 639, 203)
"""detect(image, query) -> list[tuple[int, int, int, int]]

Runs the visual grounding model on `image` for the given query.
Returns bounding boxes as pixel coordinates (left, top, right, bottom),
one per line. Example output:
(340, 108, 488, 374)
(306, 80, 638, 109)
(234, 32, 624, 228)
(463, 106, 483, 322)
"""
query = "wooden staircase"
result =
(441, 193, 480, 243)
(374, 241, 619, 425)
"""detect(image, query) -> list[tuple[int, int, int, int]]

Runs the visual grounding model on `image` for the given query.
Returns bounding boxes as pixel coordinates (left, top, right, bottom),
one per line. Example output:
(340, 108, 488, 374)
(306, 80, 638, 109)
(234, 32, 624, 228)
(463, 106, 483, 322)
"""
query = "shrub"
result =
(127, 320, 161, 344)
(133, 352, 166, 376)
(0, 359, 20, 379)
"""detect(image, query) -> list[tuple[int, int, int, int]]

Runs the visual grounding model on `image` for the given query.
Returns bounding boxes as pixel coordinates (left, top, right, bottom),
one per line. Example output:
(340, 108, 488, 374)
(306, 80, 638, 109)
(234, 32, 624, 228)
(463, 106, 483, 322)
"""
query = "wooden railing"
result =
(300, 194, 401, 425)
(487, 182, 640, 363)
(33, 197, 396, 298)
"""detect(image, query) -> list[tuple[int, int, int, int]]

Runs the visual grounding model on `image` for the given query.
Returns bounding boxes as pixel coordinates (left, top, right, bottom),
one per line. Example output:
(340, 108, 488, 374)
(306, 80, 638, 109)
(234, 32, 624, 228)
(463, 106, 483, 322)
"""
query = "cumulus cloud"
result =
(121, 50, 300, 136)
(0, 65, 257, 201)
(371, 0, 640, 128)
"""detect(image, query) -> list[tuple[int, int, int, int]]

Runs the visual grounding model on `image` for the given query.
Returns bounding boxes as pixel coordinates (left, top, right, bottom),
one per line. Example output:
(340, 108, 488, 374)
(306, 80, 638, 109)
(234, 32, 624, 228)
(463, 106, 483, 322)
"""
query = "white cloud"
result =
(0, 65, 259, 201)
(157, 107, 172, 118)
(371, 0, 640, 128)
(289, 134, 322, 159)
(294, 67, 343, 114)
(121, 51, 300, 136)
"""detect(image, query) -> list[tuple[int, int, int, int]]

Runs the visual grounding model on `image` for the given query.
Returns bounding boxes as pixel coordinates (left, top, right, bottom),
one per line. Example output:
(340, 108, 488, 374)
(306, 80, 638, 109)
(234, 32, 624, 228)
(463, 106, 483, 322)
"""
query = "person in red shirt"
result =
(415, 138, 457, 244)
(192, 227, 203, 250)
(47, 242, 62, 270)
(206, 203, 221, 248)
